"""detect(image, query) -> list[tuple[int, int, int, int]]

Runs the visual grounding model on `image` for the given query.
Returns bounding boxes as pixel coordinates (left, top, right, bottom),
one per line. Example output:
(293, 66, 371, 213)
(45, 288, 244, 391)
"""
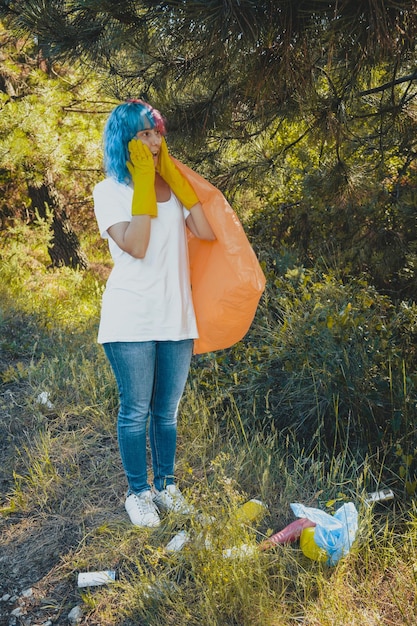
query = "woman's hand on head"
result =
(156, 138, 199, 210)
(127, 139, 155, 179)
(127, 139, 158, 218)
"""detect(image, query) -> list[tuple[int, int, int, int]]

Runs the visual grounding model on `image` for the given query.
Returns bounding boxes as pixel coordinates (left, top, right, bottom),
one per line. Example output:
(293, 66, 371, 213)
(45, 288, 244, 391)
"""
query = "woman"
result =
(93, 99, 215, 528)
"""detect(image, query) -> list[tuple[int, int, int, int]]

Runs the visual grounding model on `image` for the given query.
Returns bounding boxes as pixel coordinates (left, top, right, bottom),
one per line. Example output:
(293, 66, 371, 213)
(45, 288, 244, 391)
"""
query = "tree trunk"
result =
(27, 180, 88, 270)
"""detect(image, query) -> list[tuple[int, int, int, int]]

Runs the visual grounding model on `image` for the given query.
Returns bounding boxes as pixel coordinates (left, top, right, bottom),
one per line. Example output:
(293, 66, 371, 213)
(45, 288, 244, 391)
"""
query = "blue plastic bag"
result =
(290, 502, 358, 565)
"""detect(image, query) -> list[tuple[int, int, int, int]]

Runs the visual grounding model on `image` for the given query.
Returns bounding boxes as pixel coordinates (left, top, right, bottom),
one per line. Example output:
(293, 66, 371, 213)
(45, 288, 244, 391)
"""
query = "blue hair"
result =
(103, 100, 166, 183)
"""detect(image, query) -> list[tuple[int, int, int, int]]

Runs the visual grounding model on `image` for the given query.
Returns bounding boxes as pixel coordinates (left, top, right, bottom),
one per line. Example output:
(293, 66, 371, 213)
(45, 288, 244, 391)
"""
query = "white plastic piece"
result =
(365, 489, 394, 505)
(165, 530, 190, 552)
(222, 544, 257, 559)
(77, 570, 116, 587)
(36, 391, 54, 409)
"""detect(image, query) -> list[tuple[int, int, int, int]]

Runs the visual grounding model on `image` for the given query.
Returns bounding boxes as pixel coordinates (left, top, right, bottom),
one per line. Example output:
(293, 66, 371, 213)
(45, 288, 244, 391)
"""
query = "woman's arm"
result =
(186, 202, 216, 241)
(107, 200, 215, 257)
(107, 215, 151, 258)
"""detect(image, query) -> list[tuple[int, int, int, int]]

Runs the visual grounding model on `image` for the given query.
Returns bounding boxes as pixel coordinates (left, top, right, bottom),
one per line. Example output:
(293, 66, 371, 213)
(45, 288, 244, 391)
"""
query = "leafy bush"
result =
(194, 267, 417, 467)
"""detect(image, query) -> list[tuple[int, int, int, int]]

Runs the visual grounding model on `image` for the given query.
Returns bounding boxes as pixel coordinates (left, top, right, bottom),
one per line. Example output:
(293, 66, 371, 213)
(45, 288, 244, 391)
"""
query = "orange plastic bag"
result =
(175, 160, 266, 354)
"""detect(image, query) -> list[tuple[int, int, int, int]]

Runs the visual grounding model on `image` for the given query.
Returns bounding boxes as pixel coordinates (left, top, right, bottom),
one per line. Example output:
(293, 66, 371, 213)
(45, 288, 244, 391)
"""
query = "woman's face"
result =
(136, 128, 162, 166)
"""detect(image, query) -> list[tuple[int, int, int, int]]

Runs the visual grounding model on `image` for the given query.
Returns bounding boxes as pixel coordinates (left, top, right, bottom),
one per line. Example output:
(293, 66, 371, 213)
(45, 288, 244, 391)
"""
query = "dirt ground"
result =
(0, 486, 126, 625)
(0, 514, 80, 625)
(0, 388, 91, 626)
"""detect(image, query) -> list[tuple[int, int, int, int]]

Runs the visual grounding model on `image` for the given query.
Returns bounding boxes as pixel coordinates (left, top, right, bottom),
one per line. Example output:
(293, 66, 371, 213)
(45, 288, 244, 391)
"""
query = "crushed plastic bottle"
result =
(165, 530, 190, 552)
(365, 489, 394, 505)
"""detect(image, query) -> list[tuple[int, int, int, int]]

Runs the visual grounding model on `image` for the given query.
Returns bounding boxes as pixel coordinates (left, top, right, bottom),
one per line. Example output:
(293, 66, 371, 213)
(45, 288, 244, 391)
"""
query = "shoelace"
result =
(133, 493, 156, 512)
(166, 490, 188, 510)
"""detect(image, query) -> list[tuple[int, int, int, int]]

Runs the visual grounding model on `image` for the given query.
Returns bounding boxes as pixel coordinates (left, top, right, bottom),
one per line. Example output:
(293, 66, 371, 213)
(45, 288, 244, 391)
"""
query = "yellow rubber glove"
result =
(157, 137, 199, 210)
(127, 139, 158, 217)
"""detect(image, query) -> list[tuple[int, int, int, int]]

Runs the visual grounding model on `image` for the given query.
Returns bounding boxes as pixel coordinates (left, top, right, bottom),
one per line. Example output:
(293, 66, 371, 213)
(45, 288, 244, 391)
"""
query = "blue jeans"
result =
(103, 340, 193, 494)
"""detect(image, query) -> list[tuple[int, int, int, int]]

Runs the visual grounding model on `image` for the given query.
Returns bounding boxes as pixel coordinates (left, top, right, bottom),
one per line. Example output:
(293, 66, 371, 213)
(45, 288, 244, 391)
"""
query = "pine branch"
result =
(359, 70, 417, 96)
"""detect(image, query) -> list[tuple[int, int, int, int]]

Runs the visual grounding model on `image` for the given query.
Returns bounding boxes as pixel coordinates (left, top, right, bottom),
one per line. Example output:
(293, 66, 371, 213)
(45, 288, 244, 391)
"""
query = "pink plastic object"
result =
(259, 518, 316, 550)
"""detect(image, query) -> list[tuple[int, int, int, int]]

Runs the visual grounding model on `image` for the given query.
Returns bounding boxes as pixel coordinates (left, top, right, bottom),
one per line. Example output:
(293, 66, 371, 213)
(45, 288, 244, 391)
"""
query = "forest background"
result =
(1, 2, 417, 625)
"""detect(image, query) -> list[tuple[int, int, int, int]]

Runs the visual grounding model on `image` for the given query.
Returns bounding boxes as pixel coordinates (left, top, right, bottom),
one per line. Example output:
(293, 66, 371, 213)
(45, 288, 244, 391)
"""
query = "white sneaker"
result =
(125, 490, 161, 527)
(153, 484, 195, 515)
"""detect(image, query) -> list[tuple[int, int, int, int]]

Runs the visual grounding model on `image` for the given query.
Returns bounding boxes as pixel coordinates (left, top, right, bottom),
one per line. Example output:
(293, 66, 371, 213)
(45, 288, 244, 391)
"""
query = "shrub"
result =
(193, 268, 417, 469)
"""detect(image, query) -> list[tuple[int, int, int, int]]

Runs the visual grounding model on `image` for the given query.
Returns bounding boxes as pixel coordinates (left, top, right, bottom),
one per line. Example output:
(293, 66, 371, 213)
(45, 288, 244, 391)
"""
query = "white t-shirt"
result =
(93, 177, 198, 343)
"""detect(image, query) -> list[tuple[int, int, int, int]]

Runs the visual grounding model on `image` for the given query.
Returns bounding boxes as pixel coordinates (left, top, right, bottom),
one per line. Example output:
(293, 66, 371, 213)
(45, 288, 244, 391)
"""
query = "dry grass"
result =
(1, 224, 417, 625)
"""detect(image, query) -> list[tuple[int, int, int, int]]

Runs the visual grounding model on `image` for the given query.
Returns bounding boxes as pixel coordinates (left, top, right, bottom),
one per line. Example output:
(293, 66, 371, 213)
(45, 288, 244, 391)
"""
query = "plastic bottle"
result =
(365, 489, 394, 505)
(234, 499, 268, 524)
(165, 530, 190, 552)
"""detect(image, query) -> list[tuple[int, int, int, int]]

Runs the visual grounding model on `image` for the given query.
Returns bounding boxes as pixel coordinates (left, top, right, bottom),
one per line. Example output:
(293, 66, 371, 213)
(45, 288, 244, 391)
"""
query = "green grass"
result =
(1, 223, 417, 625)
